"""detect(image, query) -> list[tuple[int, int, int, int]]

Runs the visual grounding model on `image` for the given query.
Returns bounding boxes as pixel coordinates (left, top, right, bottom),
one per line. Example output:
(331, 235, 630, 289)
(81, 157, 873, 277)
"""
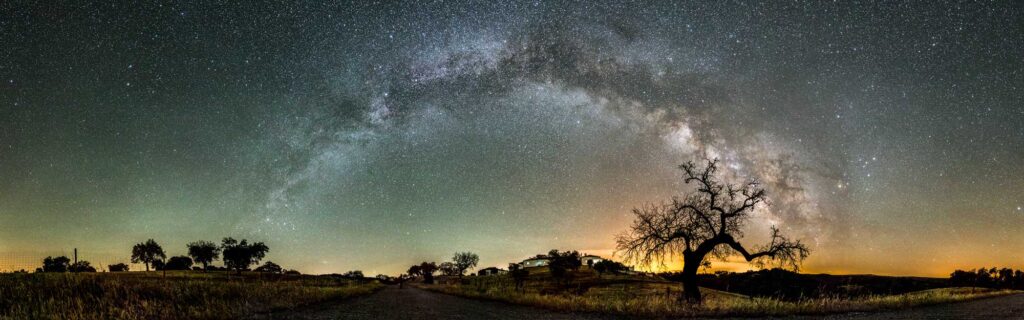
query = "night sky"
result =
(1, 1, 1022, 276)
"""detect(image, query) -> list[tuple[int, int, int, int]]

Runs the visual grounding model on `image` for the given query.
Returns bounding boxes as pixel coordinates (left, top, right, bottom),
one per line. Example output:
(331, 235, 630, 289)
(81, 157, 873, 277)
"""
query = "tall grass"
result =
(425, 275, 1020, 317)
(0, 272, 381, 320)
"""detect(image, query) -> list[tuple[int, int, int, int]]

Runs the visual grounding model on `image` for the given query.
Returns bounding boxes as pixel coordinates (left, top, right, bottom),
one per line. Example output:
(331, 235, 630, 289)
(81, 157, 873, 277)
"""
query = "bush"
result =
(164, 256, 194, 270)
(41, 256, 71, 272)
(255, 261, 283, 273)
(69, 261, 97, 273)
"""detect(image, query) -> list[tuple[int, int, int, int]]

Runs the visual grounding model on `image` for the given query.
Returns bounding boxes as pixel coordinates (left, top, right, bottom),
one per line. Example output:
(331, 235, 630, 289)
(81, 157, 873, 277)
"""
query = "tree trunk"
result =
(145, 262, 150, 272)
(681, 256, 702, 303)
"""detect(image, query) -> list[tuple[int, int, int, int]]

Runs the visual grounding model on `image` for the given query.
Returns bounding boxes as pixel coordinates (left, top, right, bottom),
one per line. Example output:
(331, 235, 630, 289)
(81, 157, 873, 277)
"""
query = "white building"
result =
(581, 255, 603, 266)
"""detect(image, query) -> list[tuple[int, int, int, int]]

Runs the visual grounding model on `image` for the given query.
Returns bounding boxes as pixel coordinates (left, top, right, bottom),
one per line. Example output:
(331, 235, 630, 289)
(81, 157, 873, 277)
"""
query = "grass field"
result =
(0, 271, 382, 320)
(423, 267, 1021, 317)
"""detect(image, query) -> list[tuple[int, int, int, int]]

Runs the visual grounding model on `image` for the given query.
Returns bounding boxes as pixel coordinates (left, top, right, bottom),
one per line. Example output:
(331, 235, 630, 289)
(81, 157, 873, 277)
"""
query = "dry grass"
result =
(0, 271, 382, 320)
(424, 271, 1020, 317)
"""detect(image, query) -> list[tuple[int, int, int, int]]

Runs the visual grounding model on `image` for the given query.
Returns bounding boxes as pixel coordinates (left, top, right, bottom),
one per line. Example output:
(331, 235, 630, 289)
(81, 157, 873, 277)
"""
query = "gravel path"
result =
(261, 286, 1024, 319)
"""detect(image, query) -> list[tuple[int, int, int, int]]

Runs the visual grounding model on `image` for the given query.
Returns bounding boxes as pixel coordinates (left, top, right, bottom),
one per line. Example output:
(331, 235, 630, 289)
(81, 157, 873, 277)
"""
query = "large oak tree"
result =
(616, 159, 809, 303)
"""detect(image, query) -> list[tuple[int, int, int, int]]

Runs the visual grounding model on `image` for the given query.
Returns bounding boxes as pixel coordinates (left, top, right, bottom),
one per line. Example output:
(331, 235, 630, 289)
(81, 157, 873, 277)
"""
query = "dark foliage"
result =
(663, 268, 947, 301)
(131, 239, 166, 272)
(410, 262, 438, 284)
(255, 261, 283, 273)
(68, 260, 97, 273)
(108, 263, 130, 272)
(546, 249, 582, 286)
(187, 240, 221, 271)
(439, 262, 459, 276)
(164, 256, 194, 270)
(453, 252, 479, 278)
(41, 256, 71, 272)
(950, 267, 1024, 290)
(221, 237, 269, 275)
(592, 260, 628, 276)
(152, 259, 166, 271)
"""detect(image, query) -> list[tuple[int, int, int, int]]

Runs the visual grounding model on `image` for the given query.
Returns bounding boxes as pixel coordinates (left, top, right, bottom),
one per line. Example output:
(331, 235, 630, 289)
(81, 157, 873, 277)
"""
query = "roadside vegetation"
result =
(0, 271, 382, 319)
(421, 267, 1020, 317)
(1, 236, 382, 319)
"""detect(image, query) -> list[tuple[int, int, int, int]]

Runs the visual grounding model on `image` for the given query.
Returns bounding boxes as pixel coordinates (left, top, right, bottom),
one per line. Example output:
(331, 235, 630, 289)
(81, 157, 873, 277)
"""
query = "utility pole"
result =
(74, 248, 78, 264)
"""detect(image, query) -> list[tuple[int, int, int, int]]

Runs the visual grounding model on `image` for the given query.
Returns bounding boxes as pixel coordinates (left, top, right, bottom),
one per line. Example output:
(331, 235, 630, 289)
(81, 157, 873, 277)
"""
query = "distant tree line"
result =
(406, 251, 480, 284)
(35, 237, 293, 275)
(950, 267, 1024, 290)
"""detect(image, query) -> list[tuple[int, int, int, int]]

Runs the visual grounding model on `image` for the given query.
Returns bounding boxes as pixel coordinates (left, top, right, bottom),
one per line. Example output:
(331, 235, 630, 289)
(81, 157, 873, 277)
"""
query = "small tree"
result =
(108, 263, 130, 272)
(593, 260, 627, 277)
(69, 260, 97, 272)
(617, 159, 809, 303)
(439, 262, 459, 276)
(255, 261, 283, 273)
(452, 252, 479, 278)
(187, 240, 221, 272)
(131, 239, 166, 272)
(41, 256, 71, 272)
(418, 262, 438, 284)
(546, 249, 581, 286)
(221, 237, 269, 275)
(165, 256, 194, 270)
(342, 270, 364, 278)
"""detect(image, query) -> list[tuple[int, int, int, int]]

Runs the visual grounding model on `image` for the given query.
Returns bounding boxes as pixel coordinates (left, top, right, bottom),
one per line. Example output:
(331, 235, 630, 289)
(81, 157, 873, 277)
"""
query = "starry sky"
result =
(1, 1, 1022, 276)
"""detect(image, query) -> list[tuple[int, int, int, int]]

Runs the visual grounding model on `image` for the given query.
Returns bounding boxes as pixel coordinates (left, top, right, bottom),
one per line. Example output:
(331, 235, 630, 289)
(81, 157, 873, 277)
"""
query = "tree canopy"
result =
(131, 239, 166, 272)
(221, 237, 269, 274)
(187, 240, 221, 271)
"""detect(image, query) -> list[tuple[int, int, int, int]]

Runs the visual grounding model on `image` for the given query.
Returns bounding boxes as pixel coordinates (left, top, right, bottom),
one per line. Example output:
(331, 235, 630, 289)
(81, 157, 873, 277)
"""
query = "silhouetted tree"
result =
(407, 265, 422, 278)
(255, 261, 283, 273)
(617, 159, 810, 303)
(593, 260, 628, 277)
(221, 237, 269, 275)
(418, 262, 438, 284)
(187, 240, 221, 272)
(342, 270, 364, 278)
(41, 256, 71, 272)
(131, 239, 166, 272)
(164, 256, 194, 270)
(69, 260, 97, 272)
(950, 267, 1024, 290)
(546, 249, 582, 286)
(998, 268, 1014, 289)
(452, 252, 479, 278)
(439, 262, 459, 276)
(108, 263, 130, 272)
(152, 259, 166, 271)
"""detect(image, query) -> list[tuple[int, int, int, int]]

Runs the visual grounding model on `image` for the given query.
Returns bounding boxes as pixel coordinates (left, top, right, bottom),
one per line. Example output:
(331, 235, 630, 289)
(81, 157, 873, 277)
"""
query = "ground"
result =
(263, 286, 616, 320)
(820, 293, 1024, 320)
(269, 285, 1024, 319)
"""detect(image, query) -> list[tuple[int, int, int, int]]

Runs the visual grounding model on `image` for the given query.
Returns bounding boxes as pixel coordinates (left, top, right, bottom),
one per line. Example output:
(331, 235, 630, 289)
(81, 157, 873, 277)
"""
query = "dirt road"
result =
(263, 286, 1024, 319)
(819, 292, 1024, 320)
(260, 286, 617, 319)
